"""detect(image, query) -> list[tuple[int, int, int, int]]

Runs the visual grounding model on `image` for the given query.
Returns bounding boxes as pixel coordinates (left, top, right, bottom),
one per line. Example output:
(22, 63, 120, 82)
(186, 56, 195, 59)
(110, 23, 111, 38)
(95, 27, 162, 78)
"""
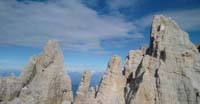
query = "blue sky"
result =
(0, 0, 200, 72)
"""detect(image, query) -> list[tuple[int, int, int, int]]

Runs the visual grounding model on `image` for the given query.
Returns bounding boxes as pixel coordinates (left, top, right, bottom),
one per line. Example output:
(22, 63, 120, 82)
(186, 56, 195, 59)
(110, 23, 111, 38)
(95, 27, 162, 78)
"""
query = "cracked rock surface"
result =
(0, 40, 73, 104)
(124, 15, 200, 104)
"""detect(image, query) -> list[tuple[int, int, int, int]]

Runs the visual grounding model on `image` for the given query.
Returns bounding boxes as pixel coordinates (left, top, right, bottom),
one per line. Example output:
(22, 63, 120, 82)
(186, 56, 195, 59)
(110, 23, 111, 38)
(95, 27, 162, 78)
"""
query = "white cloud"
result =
(106, 0, 139, 10)
(0, 0, 140, 52)
(65, 64, 105, 73)
(164, 8, 200, 31)
(133, 8, 200, 31)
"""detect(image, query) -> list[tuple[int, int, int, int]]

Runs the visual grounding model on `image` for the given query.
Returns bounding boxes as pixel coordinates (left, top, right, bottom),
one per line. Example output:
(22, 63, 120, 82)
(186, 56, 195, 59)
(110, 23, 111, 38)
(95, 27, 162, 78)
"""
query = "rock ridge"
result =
(0, 15, 200, 104)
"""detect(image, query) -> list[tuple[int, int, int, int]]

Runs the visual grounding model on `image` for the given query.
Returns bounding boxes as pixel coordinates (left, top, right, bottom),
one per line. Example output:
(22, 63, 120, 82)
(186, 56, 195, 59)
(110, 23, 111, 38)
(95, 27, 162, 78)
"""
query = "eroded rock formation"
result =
(74, 70, 94, 104)
(0, 15, 200, 104)
(74, 15, 200, 104)
(95, 55, 126, 104)
(0, 40, 73, 104)
(123, 15, 200, 104)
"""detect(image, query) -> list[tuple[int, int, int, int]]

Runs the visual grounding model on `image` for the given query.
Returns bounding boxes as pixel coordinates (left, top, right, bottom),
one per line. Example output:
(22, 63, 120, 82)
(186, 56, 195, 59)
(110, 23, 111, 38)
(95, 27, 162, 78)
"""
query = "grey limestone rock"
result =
(1, 15, 200, 104)
(0, 40, 73, 104)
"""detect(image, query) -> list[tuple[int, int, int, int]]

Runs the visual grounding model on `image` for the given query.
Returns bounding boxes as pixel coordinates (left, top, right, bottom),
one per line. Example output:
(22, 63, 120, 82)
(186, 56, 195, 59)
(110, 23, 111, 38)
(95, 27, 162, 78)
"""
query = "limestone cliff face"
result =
(0, 40, 73, 104)
(96, 55, 126, 104)
(124, 15, 200, 104)
(74, 15, 200, 104)
(1, 15, 200, 104)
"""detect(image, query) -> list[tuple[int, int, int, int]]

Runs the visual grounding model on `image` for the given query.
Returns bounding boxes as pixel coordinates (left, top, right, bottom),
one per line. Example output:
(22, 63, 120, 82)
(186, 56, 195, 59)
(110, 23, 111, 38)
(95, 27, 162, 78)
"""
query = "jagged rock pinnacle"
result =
(74, 70, 91, 104)
(124, 15, 200, 104)
(148, 15, 198, 59)
(1, 15, 200, 104)
(0, 40, 73, 104)
(96, 55, 126, 104)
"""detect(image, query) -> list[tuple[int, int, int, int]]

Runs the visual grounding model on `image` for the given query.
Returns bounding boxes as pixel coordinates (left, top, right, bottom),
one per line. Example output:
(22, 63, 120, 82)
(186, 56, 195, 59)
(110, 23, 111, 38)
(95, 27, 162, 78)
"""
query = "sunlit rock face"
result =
(124, 15, 200, 104)
(73, 56, 126, 104)
(95, 55, 126, 104)
(1, 15, 200, 104)
(74, 70, 96, 104)
(0, 40, 73, 104)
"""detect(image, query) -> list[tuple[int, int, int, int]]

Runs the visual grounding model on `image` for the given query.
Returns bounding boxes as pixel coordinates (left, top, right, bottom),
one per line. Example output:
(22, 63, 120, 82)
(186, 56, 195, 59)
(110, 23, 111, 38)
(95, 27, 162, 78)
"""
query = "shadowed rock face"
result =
(0, 15, 200, 104)
(196, 44, 200, 52)
(0, 40, 73, 104)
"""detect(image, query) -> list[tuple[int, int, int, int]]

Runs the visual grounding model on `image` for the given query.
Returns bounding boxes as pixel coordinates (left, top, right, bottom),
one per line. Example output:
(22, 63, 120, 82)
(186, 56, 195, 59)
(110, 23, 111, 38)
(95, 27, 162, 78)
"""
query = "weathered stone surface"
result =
(96, 55, 126, 104)
(124, 47, 146, 79)
(1, 15, 200, 104)
(74, 70, 92, 104)
(125, 15, 200, 104)
(0, 76, 22, 102)
(0, 40, 73, 104)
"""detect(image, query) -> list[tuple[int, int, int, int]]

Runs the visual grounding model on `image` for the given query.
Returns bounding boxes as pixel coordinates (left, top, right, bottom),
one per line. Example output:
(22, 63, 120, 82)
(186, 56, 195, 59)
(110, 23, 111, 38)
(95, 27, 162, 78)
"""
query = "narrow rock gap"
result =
(23, 64, 37, 87)
(196, 92, 199, 103)
(146, 37, 154, 55)
(125, 57, 145, 104)
(160, 50, 166, 61)
(154, 60, 162, 104)
(157, 25, 161, 32)
(6, 63, 38, 102)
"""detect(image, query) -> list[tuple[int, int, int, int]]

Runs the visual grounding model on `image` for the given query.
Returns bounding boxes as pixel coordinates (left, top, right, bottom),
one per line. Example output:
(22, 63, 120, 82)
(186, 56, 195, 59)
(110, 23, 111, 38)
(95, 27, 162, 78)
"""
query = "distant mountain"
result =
(0, 69, 21, 77)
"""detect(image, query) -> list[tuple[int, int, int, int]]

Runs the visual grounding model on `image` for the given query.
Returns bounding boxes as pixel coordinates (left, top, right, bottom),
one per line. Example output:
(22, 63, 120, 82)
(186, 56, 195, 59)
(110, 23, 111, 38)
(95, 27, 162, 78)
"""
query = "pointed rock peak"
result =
(81, 70, 91, 84)
(148, 15, 198, 58)
(77, 70, 91, 92)
(153, 15, 180, 29)
(0, 40, 73, 104)
(74, 70, 91, 104)
(124, 49, 144, 78)
(39, 40, 63, 67)
(107, 55, 121, 72)
(44, 39, 61, 56)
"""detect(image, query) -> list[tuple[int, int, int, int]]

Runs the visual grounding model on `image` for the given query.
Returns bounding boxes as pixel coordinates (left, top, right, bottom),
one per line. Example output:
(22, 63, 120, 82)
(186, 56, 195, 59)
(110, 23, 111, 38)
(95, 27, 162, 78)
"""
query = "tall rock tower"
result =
(0, 40, 73, 104)
(124, 15, 200, 104)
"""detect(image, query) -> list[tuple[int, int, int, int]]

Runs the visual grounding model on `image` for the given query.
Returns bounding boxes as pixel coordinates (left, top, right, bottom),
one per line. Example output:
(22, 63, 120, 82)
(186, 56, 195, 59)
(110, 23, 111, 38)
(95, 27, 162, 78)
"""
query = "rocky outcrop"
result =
(124, 15, 200, 104)
(74, 70, 94, 104)
(73, 55, 126, 104)
(1, 15, 200, 104)
(124, 47, 147, 79)
(0, 40, 73, 104)
(95, 55, 126, 104)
